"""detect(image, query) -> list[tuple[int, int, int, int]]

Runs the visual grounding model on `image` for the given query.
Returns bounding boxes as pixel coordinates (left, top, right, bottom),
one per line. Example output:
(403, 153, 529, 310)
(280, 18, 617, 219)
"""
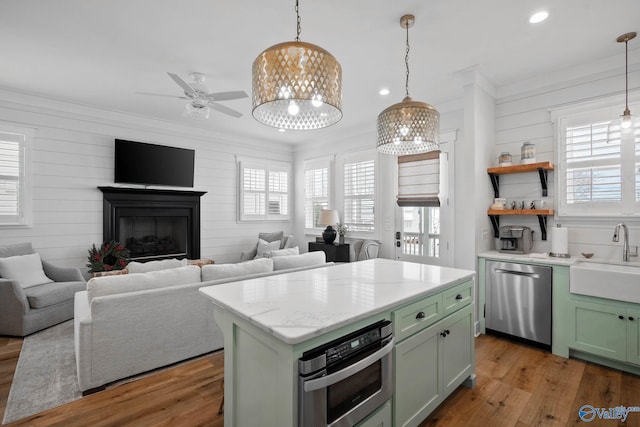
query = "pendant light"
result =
(377, 14, 439, 155)
(608, 32, 639, 141)
(252, 0, 342, 130)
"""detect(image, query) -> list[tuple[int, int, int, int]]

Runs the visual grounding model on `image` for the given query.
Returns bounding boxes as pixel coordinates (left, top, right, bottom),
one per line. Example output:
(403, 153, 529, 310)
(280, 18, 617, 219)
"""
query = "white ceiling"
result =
(1, 0, 639, 145)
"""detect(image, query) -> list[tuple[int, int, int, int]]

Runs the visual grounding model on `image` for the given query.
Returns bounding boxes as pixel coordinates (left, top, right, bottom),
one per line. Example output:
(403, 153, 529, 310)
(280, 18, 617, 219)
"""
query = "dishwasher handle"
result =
(493, 268, 540, 279)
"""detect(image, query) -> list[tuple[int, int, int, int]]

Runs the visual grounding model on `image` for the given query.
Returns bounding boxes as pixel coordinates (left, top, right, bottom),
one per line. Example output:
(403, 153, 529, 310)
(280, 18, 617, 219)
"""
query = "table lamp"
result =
(319, 209, 340, 244)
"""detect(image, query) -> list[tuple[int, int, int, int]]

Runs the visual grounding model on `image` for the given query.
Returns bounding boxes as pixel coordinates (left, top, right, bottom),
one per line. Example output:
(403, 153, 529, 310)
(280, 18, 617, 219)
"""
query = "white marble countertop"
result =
(478, 250, 576, 266)
(199, 258, 475, 345)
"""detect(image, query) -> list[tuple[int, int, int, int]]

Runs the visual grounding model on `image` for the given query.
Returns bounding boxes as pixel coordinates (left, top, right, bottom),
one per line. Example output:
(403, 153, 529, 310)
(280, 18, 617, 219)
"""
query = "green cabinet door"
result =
(394, 321, 441, 427)
(356, 399, 392, 427)
(568, 300, 627, 362)
(442, 306, 474, 396)
(627, 308, 640, 365)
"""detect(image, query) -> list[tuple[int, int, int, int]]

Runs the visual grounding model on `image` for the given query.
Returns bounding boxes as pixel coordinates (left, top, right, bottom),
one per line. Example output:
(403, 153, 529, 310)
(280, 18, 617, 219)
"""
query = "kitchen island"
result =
(199, 258, 476, 427)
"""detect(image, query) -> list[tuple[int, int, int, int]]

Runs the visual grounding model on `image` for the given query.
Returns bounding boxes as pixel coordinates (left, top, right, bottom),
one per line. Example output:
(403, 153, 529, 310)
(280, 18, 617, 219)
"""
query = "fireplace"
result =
(99, 187, 206, 262)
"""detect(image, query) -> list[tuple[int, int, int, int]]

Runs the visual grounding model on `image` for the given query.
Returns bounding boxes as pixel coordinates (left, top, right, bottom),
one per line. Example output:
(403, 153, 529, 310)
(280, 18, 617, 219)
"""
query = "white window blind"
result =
(238, 159, 290, 221)
(344, 157, 375, 232)
(304, 166, 328, 229)
(397, 151, 441, 206)
(0, 127, 30, 226)
(557, 104, 640, 216)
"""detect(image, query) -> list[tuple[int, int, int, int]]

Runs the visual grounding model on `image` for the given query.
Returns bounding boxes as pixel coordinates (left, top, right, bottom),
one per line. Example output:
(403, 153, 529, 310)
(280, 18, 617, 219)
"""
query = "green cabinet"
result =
(356, 399, 392, 427)
(568, 299, 640, 365)
(393, 282, 474, 427)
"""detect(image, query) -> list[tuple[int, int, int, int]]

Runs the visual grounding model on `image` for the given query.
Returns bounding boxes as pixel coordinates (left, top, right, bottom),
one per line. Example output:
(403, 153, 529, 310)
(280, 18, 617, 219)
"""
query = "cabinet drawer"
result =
(443, 280, 473, 316)
(393, 293, 443, 342)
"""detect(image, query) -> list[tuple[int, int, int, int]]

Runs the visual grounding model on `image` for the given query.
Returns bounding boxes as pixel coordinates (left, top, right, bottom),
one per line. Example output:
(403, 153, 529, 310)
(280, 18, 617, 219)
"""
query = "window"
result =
(304, 158, 330, 230)
(238, 158, 291, 221)
(343, 152, 375, 233)
(556, 104, 640, 216)
(0, 124, 32, 227)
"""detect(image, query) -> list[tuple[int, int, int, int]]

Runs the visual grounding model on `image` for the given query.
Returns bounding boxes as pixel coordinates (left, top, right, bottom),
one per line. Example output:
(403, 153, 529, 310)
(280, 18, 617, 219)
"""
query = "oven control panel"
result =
(326, 329, 381, 364)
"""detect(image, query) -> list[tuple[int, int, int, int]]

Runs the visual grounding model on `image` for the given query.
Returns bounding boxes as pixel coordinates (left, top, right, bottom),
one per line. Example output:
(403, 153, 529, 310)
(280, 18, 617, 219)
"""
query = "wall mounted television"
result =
(114, 139, 195, 187)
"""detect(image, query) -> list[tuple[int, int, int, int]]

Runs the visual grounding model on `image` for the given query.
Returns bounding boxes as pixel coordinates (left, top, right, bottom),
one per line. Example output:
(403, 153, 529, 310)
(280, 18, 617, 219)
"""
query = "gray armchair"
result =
(0, 243, 86, 336)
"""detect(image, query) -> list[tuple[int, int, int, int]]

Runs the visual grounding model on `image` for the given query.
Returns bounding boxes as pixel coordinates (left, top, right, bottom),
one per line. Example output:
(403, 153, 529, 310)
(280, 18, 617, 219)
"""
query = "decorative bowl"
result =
(581, 252, 594, 259)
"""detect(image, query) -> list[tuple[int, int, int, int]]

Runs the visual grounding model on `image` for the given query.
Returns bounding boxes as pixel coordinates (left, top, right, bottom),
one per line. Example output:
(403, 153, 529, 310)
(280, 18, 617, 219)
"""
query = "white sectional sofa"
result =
(74, 252, 329, 393)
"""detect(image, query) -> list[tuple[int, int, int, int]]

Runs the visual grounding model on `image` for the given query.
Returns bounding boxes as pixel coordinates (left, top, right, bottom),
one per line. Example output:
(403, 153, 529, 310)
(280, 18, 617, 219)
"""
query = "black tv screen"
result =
(114, 140, 194, 187)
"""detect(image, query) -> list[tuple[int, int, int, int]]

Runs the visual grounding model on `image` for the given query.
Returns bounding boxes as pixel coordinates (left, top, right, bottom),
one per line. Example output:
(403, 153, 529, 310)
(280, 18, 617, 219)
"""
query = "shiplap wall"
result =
(0, 90, 293, 272)
(494, 63, 640, 259)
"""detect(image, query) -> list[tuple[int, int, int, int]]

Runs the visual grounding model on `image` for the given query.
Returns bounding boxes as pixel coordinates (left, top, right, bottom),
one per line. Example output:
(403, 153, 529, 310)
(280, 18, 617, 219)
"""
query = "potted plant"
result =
(337, 222, 348, 244)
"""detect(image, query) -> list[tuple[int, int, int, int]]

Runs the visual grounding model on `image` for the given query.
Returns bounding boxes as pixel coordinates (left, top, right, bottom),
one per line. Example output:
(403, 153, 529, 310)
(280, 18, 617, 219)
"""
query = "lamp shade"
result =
(252, 41, 342, 130)
(319, 209, 339, 226)
(377, 96, 440, 155)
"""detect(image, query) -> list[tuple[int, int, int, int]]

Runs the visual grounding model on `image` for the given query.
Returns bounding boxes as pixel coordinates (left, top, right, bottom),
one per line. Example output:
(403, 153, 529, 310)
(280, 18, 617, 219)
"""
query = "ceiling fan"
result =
(137, 72, 248, 119)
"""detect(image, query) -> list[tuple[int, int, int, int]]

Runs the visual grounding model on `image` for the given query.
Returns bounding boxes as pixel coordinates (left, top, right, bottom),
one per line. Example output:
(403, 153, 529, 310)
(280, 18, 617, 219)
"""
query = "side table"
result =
(308, 242, 350, 263)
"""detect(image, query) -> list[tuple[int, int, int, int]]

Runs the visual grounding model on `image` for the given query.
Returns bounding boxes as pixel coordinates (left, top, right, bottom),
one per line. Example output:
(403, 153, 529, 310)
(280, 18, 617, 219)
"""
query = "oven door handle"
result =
(303, 338, 395, 392)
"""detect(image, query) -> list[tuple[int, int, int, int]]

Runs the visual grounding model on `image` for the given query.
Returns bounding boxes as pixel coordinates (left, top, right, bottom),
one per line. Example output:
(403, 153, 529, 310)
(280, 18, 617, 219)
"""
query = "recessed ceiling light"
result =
(379, 88, 390, 96)
(529, 10, 549, 24)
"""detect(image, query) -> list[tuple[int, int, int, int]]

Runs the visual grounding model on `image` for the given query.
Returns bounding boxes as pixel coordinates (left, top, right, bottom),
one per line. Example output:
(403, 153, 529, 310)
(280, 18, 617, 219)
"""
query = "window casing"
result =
(343, 152, 376, 233)
(0, 124, 32, 227)
(556, 103, 640, 217)
(238, 158, 291, 221)
(304, 158, 330, 230)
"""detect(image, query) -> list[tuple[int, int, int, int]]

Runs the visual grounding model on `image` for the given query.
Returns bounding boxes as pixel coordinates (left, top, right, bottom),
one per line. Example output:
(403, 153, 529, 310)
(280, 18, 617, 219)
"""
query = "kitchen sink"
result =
(570, 259, 640, 303)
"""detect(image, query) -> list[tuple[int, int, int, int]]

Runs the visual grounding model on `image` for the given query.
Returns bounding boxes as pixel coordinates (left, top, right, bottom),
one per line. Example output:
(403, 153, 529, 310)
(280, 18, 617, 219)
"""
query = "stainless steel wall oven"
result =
(298, 320, 394, 427)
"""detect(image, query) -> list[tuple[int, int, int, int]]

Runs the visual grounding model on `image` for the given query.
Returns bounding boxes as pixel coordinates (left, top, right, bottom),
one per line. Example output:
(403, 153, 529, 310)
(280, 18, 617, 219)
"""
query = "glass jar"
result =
(521, 142, 536, 164)
(498, 152, 512, 166)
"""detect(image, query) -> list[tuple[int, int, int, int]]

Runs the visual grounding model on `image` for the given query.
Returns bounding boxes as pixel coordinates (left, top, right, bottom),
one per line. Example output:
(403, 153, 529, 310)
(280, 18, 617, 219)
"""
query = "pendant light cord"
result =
(625, 39, 629, 110)
(405, 21, 410, 98)
(295, 0, 301, 42)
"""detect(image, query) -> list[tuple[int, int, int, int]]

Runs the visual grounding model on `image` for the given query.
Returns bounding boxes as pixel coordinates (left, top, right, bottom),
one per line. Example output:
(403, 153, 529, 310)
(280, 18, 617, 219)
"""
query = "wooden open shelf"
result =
(487, 209, 554, 216)
(487, 161, 554, 175)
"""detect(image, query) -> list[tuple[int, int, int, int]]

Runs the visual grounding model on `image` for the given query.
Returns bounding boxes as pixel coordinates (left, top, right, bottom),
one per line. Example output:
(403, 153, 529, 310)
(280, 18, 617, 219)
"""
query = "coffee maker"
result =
(498, 226, 534, 254)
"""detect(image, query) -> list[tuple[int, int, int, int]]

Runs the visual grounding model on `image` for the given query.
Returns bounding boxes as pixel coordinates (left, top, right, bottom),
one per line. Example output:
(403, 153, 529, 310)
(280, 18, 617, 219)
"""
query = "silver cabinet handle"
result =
(494, 268, 540, 279)
(303, 338, 394, 392)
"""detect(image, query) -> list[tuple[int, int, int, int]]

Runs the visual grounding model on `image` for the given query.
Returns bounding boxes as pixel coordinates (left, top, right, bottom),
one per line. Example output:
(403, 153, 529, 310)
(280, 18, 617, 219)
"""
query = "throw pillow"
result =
(256, 239, 281, 258)
(201, 258, 274, 282)
(258, 231, 284, 243)
(267, 246, 299, 257)
(126, 258, 188, 274)
(0, 253, 52, 288)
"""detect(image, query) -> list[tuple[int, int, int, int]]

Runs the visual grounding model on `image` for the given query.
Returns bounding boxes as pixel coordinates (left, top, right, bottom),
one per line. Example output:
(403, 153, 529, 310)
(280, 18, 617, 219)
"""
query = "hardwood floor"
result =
(1, 334, 638, 426)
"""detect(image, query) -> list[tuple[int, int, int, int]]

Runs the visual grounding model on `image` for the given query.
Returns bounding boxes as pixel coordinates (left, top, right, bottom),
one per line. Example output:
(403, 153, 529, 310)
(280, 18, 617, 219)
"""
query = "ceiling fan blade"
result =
(205, 91, 249, 101)
(208, 102, 243, 118)
(167, 72, 195, 94)
(135, 91, 189, 100)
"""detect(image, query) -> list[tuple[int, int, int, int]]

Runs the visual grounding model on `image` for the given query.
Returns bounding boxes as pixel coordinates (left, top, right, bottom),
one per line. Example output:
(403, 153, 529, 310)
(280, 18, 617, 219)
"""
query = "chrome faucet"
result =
(612, 223, 638, 262)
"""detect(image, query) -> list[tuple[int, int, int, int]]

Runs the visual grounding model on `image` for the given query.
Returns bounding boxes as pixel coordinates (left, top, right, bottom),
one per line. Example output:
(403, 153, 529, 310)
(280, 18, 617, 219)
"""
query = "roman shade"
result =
(397, 151, 441, 207)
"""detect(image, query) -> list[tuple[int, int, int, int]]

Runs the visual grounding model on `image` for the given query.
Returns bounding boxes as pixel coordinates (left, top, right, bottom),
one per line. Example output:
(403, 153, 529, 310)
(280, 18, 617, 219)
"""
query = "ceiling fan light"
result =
(185, 103, 210, 120)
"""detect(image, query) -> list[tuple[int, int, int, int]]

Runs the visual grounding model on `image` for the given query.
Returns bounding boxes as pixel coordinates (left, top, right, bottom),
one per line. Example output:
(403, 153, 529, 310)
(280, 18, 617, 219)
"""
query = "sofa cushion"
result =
(126, 258, 188, 273)
(24, 280, 86, 309)
(0, 242, 34, 258)
(145, 265, 201, 287)
(272, 251, 326, 271)
(259, 231, 284, 247)
(201, 258, 274, 282)
(86, 266, 201, 303)
(256, 239, 281, 258)
(267, 246, 299, 257)
(0, 253, 52, 288)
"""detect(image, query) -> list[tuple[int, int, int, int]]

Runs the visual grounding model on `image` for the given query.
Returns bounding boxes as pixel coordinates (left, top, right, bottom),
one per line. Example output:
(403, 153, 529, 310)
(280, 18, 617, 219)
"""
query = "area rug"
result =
(2, 320, 80, 424)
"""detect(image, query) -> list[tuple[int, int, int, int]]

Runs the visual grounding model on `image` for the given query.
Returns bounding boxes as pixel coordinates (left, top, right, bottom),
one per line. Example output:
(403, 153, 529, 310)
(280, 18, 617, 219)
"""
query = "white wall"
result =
(494, 56, 640, 260)
(0, 89, 293, 271)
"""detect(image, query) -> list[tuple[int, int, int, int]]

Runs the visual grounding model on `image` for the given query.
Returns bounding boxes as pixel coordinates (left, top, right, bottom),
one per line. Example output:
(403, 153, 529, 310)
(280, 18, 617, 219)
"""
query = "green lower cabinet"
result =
(627, 308, 640, 365)
(356, 399, 392, 427)
(568, 299, 640, 365)
(394, 305, 473, 427)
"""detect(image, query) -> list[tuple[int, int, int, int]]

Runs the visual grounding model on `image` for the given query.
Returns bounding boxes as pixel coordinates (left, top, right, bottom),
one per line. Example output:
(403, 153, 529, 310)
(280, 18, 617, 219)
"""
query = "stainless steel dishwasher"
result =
(485, 260, 552, 346)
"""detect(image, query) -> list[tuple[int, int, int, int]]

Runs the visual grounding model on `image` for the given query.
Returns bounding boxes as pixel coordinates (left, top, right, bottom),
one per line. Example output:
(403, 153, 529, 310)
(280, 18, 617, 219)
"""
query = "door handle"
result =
(494, 269, 540, 279)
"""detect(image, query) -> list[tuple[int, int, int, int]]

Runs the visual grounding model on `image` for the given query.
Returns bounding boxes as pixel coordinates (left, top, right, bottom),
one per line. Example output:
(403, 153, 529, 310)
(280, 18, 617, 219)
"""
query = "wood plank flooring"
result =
(1, 334, 638, 426)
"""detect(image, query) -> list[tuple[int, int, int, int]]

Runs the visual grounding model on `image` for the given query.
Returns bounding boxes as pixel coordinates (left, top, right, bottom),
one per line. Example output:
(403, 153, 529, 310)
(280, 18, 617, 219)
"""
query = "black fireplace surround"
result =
(99, 187, 206, 262)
